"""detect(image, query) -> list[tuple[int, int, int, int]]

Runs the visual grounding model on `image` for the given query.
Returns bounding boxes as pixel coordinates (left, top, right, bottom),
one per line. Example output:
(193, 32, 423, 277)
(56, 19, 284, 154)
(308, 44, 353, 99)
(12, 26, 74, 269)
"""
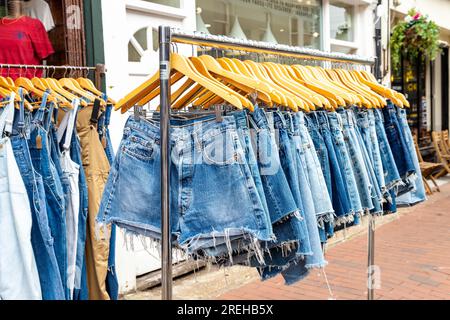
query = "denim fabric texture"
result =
(11, 99, 65, 300)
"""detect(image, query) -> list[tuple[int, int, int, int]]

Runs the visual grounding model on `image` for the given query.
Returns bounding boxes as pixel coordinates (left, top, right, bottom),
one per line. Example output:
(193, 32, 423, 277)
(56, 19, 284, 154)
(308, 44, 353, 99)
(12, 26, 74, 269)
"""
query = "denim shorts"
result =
(372, 109, 402, 193)
(248, 107, 298, 224)
(315, 111, 353, 221)
(98, 115, 273, 256)
(327, 112, 363, 219)
(382, 101, 416, 195)
(294, 112, 334, 223)
(396, 108, 427, 206)
(338, 108, 374, 213)
(351, 113, 384, 215)
(290, 113, 327, 269)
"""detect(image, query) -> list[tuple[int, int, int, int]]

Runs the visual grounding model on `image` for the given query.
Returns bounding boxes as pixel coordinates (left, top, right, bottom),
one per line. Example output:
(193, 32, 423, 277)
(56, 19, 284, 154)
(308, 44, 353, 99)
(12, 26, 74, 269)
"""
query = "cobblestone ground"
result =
(220, 183, 450, 300)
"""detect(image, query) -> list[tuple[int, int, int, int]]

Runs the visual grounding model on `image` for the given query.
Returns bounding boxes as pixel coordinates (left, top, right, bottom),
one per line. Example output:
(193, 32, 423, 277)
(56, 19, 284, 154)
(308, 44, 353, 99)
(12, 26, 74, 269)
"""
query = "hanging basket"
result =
(391, 8, 441, 73)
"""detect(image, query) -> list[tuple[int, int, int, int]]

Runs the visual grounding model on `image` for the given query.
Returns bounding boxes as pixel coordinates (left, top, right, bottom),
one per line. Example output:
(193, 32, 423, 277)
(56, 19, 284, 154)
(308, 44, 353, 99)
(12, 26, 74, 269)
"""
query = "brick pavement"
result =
(219, 183, 450, 300)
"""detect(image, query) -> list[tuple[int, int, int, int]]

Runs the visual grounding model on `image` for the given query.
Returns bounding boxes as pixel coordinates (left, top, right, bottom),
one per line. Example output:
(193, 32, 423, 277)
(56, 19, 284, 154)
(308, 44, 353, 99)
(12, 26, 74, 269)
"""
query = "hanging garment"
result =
(28, 96, 68, 299)
(382, 101, 417, 196)
(11, 93, 65, 300)
(98, 104, 119, 300)
(76, 104, 111, 300)
(372, 108, 402, 194)
(396, 107, 427, 206)
(57, 105, 80, 300)
(327, 112, 363, 221)
(98, 114, 273, 260)
(0, 95, 41, 300)
(0, 16, 54, 79)
(337, 108, 374, 214)
(70, 123, 89, 301)
(23, 0, 56, 32)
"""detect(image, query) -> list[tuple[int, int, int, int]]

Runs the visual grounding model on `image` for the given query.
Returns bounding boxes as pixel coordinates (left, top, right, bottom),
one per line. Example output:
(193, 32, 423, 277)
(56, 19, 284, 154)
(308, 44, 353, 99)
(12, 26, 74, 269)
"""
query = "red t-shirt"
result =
(0, 16, 54, 79)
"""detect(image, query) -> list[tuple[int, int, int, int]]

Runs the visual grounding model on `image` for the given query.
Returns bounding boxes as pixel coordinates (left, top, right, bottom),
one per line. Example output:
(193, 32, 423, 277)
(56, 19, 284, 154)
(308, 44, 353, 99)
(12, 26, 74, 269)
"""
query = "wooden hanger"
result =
(290, 65, 348, 107)
(136, 72, 185, 109)
(309, 66, 360, 106)
(30, 77, 73, 109)
(281, 64, 333, 110)
(77, 77, 116, 104)
(244, 60, 299, 111)
(46, 78, 88, 107)
(355, 70, 407, 107)
(217, 59, 272, 104)
(141, 53, 243, 111)
(334, 68, 385, 108)
(267, 62, 324, 109)
(178, 57, 254, 110)
(199, 58, 273, 107)
(261, 62, 316, 111)
(229, 58, 286, 105)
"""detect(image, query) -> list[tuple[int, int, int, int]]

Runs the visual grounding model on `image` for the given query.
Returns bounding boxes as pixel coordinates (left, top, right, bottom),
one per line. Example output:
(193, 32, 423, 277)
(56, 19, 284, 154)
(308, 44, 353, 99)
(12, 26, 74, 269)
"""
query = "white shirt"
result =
(23, 0, 55, 32)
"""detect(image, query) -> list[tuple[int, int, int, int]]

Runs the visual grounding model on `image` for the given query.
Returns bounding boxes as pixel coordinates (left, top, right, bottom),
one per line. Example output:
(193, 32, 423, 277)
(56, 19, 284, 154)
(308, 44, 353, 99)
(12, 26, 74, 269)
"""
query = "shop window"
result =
(329, 0, 354, 42)
(140, 0, 180, 8)
(129, 27, 148, 62)
(195, 0, 322, 49)
(128, 27, 159, 63)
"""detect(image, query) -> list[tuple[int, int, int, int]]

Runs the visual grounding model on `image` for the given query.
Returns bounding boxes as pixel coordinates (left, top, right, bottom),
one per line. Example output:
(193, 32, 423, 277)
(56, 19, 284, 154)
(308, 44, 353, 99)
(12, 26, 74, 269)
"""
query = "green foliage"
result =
(391, 8, 441, 72)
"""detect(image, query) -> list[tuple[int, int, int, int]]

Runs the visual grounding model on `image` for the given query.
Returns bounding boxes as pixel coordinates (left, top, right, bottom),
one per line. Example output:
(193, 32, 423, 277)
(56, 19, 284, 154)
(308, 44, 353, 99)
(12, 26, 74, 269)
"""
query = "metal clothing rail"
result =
(0, 63, 106, 89)
(0, 63, 96, 70)
(158, 25, 378, 301)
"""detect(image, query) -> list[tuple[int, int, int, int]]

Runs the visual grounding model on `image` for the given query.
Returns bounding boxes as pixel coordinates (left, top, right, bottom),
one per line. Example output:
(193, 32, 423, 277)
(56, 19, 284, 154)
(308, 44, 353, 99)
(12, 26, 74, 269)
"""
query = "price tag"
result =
(160, 61, 170, 80)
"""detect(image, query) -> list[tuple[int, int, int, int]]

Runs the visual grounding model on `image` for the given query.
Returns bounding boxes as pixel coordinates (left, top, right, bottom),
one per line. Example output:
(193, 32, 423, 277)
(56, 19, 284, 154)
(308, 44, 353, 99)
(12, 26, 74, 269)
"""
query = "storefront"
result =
(389, 1, 450, 148)
(0, 0, 104, 79)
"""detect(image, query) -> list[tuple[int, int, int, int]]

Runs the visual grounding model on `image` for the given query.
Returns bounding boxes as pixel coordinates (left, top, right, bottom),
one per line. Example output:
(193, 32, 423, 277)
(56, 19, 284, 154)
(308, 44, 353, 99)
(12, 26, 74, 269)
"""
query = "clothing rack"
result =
(158, 25, 377, 301)
(0, 63, 106, 90)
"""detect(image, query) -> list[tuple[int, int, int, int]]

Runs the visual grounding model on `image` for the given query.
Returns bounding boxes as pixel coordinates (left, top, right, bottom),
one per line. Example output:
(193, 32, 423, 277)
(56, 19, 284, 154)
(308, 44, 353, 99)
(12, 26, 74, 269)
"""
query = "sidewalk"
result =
(219, 183, 450, 300)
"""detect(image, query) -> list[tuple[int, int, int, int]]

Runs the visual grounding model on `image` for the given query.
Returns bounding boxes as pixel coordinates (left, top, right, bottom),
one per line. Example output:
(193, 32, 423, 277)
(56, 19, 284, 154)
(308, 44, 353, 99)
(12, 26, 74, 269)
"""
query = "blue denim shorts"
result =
(372, 109, 402, 193)
(98, 115, 273, 256)
(338, 108, 374, 213)
(327, 112, 363, 219)
(396, 108, 427, 206)
(382, 101, 416, 195)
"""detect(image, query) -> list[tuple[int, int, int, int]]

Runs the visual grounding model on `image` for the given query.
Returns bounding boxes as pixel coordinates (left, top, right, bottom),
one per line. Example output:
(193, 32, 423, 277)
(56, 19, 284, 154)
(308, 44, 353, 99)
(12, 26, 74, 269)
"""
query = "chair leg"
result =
(435, 168, 448, 179)
(429, 175, 441, 192)
(423, 177, 432, 195)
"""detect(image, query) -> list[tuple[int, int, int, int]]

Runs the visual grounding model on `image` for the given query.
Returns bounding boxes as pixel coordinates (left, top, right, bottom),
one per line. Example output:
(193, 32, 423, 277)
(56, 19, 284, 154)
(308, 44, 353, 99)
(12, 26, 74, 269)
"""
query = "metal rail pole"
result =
(367, 215, 376, 300)
(159, 25, 173, 301)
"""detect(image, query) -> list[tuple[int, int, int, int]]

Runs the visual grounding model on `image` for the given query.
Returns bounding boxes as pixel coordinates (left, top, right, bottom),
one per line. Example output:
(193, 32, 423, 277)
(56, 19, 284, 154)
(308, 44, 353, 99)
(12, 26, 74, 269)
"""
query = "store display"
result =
(97, 53, 426, 285)
(0, 12, 430, 299)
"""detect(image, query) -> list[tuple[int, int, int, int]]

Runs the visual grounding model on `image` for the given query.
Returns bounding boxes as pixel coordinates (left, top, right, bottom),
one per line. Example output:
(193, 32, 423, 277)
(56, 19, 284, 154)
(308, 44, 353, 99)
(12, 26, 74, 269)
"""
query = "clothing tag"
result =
(36, 134, 43, 150)
(101, 136, 107, 149)
(215, 105, 223, 123)
(90, 99, 101, 124)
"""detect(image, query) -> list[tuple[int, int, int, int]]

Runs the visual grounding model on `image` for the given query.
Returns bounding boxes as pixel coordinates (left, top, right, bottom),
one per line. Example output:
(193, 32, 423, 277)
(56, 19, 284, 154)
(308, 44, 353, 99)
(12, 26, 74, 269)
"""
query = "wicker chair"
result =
(415, 135, 441, 194)
(431, 131, 450, 179)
